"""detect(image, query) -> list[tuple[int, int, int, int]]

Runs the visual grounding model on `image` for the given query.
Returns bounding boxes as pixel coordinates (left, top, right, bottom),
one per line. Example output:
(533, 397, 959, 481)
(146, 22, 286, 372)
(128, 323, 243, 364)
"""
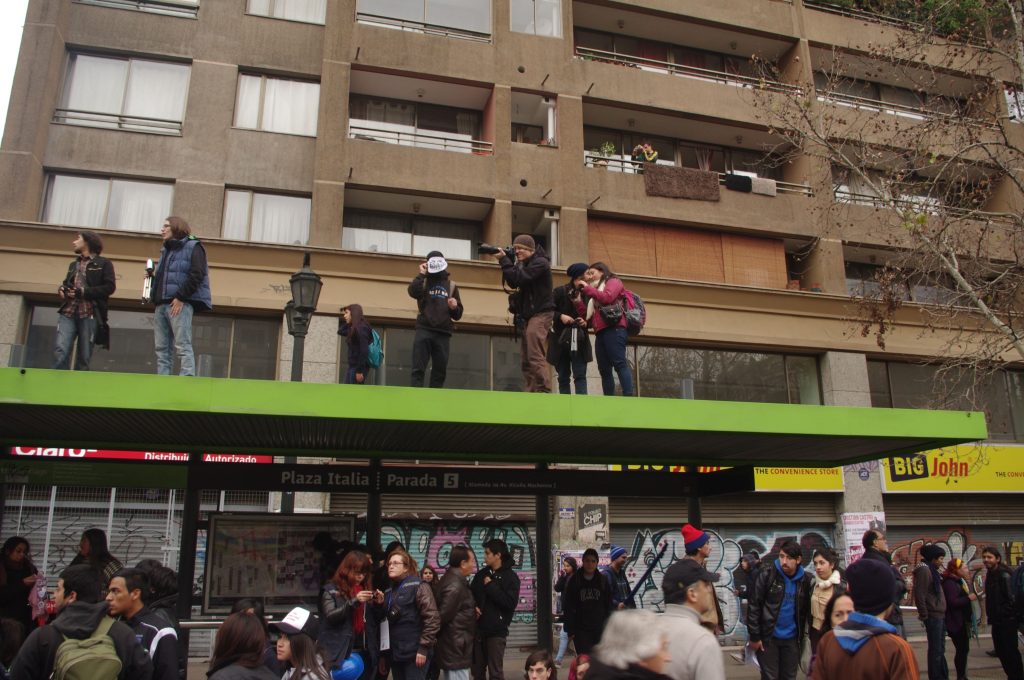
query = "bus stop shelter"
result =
(0, 368, 988, 649)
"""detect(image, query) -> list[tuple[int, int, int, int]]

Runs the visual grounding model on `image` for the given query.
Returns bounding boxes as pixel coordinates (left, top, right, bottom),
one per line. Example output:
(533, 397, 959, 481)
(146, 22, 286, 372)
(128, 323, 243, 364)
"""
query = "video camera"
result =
(141, 258, 154, 304)
(477, 243, 515, 259)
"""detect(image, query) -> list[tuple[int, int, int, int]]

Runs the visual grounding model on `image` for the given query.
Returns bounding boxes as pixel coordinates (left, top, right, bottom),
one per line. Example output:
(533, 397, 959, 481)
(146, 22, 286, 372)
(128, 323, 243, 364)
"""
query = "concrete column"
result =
(801, 238, 847, 295)
(0, 294, 27, 367)
(820, 351, 886, 560)
(278, 313, 340, 383)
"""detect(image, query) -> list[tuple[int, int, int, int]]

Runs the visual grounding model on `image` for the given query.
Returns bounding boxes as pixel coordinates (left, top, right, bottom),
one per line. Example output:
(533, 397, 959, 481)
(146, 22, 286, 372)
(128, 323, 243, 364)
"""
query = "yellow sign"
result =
(882, 444, 1024, 493)
(609, 465, 844, 492)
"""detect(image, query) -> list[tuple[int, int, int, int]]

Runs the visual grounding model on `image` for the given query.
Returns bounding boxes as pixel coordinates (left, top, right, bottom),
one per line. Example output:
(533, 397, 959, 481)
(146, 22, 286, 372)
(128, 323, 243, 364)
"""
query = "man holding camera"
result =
(490, 235, 554, 393)
(53, 230, 115, 370)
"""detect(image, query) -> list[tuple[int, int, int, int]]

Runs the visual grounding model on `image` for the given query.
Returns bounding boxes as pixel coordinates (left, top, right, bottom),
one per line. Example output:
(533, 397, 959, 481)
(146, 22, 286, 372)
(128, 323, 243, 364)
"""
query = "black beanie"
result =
(846, 558, 897, 616)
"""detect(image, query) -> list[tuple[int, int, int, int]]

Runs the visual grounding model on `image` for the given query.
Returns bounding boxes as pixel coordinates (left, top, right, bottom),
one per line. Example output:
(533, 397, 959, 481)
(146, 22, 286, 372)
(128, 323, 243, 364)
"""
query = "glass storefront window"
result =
(25, 305, 278, 379)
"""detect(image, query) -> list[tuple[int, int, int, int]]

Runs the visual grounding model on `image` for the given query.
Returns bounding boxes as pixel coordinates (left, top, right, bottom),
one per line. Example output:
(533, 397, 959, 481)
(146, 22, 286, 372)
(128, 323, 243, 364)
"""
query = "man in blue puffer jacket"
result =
(152, 216, 212, 376)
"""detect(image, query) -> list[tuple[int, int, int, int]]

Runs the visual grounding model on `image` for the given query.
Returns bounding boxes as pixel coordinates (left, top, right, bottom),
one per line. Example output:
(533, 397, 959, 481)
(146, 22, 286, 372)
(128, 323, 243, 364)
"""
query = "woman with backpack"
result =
(574, 263, 634, 396)
(338, 304, 373, 385)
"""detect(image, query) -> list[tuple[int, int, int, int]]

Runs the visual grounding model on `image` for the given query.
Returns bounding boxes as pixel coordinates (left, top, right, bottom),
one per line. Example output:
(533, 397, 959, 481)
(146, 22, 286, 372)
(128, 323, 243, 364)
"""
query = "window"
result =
(56, 54, 190, 134)
(342, 209, 478, 260)
(868, 360, 1020, 441)
(510, 0, 561, 37)
(235, 74, 320, 136)
(43, 175, 172, 232)
(74, 0, 199, 18)
(25, 305, 280, 379)
(511, 92, 556, 144)
(1007, 85, 1023, 122)
(246, 0, 326, 23)
(635, 347, 820, 404)
(348, 95, 484, 153)
(356, 0, 491, 40)
(223, 190, 311, 245)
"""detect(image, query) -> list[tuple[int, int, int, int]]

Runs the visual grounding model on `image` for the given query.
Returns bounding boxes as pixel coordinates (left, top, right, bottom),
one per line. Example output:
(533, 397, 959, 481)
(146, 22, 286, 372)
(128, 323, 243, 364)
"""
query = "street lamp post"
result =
(282, 252, 322, 513)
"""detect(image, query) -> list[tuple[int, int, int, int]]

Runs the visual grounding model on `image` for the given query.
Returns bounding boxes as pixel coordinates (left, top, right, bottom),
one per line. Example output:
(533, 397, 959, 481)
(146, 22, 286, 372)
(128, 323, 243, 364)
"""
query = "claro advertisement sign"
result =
(882, 444, 1024, 493)
(10, 447, 273, 464)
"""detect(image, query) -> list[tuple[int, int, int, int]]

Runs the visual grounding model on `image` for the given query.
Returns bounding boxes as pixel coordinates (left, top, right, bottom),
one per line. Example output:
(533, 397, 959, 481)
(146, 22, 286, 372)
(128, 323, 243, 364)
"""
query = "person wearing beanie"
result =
(679, 525, 722, 633)
(912, 544, 948, 680)
(491, 234, 555, 392)
(408, 250, 464, 388)
(547, 263, 592, 395)
(811, 558, 919, 680)
(600, 546, 635, 610)
(574, 262, 633, 396)
(747, 541, 812, 680)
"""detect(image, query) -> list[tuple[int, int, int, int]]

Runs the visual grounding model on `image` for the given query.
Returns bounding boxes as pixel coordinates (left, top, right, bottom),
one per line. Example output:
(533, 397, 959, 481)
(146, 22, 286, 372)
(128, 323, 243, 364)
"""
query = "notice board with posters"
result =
(203, 513, 354, 614)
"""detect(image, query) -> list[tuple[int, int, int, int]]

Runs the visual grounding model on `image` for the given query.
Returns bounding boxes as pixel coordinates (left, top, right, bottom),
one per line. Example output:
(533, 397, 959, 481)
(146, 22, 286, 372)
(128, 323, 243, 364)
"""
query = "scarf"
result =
(815, 570, 841, 590)
(833, 611, 898, 654)
(928, 562, 942, 595)
(811, 570, 841, 629)
(585, 280, 605, 321)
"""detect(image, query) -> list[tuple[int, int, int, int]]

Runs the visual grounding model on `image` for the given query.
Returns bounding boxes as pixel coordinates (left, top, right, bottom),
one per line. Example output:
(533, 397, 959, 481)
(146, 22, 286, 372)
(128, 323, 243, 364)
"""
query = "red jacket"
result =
(576, 277, 627, 333)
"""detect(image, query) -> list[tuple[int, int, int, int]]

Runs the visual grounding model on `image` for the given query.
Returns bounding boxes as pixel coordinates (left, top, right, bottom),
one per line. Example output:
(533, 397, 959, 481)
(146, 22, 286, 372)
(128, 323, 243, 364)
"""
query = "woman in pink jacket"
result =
(574, 262, 634, 396)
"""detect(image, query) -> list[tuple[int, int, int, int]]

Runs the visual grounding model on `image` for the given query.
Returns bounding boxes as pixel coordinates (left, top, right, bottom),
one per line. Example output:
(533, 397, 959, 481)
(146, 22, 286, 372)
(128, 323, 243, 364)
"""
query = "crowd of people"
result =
(52, 222, 641, 396)
(2, 526, 1022, 680)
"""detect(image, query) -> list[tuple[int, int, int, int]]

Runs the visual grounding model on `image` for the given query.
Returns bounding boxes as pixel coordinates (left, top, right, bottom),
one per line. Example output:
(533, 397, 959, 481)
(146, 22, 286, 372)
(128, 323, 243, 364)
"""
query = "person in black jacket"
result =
(982, 546, 1023, 680)
(9, 564, 152, 680)
(53, 230, 116, 370)
(339, 304, 373, 384)
(470, 539, 521, 680)
(437, 545, 476, 680)
(859, 529, 906, 637)
(491, 235, 555, 393)
(408, 251, 464, 388)
(107, 568, 179, 680)
(548, 264, 592, 395)
(746, 541, 812, 680)
(554, 556, 578, 665)
(562, 549, 612, 656)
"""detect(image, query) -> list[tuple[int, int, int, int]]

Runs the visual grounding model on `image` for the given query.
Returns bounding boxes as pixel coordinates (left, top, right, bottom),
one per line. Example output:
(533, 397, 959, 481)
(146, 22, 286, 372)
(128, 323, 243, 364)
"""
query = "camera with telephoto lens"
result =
(477, 243, 515, 259)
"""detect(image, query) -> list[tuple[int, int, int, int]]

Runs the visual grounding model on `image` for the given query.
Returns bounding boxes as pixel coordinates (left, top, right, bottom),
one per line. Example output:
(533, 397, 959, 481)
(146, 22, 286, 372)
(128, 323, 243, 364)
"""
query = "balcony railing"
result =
(574, 46, 802, 95)
(802, 0, 987, 47)
(356, 13, 491, 43)
(349, 123, 493, 155)
(74, 0, 199, 18)
(817, 92, 997, 128)
(834, 190, 1017, 223)
(583, 154, 813, 196)
(53, 108, 184, 135)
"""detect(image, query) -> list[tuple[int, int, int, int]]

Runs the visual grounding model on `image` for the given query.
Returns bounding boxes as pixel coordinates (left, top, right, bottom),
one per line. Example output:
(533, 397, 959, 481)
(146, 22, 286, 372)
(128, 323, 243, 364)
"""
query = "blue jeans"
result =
(555, 352, 588, 395)
(154, 302, 195, 376)
(53, 314, 96, 370)
(923, 616, 949, 680)
(555, 624, 570, 662)
(594, 327, 633, 396)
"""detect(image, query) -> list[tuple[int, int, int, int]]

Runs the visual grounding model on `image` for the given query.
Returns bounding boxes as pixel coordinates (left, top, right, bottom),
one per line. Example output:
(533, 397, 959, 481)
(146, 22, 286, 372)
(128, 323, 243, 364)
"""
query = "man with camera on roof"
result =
(486, 235, 554, 393)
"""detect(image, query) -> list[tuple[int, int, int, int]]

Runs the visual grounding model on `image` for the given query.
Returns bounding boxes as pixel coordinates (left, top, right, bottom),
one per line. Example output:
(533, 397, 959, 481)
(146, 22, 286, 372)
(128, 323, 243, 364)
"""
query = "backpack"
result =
(367, 328, 384, 369)
(52, 616, 123, 680)
(622, 289, 646, 336)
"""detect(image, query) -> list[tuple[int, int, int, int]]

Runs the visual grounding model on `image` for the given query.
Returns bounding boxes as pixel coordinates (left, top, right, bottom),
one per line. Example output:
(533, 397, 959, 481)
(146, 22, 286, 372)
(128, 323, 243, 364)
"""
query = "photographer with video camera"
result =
(483, 235, 554, 393)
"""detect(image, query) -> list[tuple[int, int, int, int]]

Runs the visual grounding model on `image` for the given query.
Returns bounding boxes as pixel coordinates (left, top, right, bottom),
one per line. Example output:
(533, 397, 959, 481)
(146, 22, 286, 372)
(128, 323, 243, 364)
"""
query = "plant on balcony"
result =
(747, 0, 1024, 390)
(589, 141, 617, 168)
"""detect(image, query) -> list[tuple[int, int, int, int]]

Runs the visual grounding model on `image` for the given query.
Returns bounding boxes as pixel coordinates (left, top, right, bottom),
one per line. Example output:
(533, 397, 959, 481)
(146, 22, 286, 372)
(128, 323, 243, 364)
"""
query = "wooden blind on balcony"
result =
(588, 218, 786, 288)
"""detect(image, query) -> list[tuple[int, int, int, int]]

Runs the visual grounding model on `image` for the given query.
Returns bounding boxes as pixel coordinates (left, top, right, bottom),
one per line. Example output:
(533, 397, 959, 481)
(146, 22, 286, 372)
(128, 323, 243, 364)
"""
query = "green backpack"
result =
(52, 616, 123, 680)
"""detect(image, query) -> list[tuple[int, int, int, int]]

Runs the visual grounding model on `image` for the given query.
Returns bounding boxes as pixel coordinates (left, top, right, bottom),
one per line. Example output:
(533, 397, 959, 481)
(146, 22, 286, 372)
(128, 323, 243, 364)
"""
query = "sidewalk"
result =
(187, 637, 1013, 680)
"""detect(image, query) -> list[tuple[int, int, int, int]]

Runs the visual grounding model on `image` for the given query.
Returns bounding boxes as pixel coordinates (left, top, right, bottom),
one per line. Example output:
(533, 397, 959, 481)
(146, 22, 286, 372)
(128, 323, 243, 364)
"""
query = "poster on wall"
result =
(882, 444, 1024, 492)
(840, 512, 887, 565)
(204, 513, 354, 614)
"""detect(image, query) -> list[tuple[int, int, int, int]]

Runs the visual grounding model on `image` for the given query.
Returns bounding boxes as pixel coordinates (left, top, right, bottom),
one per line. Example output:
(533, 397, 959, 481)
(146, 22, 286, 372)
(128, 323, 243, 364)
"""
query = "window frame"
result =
(233, 72, 321, 137)
(222, 188, 312, 245)
(41, 173, 174, 233)
(244, 0, 327, 24)
(510, 0, 562, 38)
(55, 53, 192, 135)
(72, 0, 199, 19)
(341, 207, 482, 260)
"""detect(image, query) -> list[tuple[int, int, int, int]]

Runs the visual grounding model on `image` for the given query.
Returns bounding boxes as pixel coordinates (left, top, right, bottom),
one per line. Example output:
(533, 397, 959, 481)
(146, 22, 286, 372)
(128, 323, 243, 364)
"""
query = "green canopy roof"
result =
(0, 368, 986, 466)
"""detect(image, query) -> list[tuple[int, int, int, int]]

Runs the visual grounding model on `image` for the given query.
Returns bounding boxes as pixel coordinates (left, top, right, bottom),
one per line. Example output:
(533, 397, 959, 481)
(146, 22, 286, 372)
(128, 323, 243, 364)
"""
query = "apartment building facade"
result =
(1, 0, 1023, 644)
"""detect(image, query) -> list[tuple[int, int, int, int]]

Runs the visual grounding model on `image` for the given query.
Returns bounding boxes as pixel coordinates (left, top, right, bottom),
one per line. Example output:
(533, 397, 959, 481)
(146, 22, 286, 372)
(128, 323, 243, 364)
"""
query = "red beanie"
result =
(681, 524, 709, 552)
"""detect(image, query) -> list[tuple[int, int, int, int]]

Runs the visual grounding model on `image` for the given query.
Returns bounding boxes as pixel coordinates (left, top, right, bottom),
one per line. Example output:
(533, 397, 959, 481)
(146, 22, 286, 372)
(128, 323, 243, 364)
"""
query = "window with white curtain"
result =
(246, 0, 327, 24)
(56, 54, 191, 134)
(510, 0, 561, 37)
(234, 74, 320, 136)
(43, 175, 173, 232)
(223, 189, 311, 245)
(342, 209, 477, 259)
(356, 0, 491, 39)
(74, 0, 199, 19)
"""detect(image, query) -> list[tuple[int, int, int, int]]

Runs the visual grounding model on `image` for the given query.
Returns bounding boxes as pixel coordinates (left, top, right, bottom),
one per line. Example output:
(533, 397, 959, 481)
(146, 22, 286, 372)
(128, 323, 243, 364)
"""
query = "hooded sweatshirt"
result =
(10, 600, 153, 680)
(772, 559, 805, 640)
(810, 612, 919, 680)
